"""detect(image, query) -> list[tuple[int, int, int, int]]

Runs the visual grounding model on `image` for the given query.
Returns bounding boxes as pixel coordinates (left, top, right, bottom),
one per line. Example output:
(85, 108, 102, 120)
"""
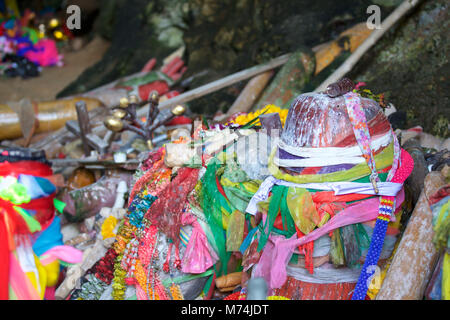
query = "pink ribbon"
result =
(181, 211, 218, 274)
(253, 188, 405, 290)
(39, 245, 83, 266)
(9, 252, 41, 300)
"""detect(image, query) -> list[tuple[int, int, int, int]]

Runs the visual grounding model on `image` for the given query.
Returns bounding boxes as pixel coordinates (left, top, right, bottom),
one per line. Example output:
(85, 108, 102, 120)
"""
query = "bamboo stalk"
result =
(217, 70, 274, 120)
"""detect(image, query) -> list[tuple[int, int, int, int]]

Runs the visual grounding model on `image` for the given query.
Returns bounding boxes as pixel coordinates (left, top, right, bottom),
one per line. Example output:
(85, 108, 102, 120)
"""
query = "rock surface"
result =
(58, 0, 396, 114)
(350, 0, 449, 138)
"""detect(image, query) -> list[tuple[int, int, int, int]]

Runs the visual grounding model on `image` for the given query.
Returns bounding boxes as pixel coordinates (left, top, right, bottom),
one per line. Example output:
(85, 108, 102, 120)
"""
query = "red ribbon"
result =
(19, 194, 55, 231)
(0, 161, 53, 178)
(295, 226, 314, 274)
(0, 199, 35, 301)
(0, 199, 32, 237)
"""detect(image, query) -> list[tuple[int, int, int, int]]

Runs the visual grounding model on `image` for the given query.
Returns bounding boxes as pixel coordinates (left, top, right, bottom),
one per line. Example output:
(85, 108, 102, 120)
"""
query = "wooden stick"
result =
(315, 0, 421, 92)
(49, 158, 139, 167)
(75, 101, 92, 156)
(214, 70, 274, 121)
(226, 71, 274, 116)
(376, 170, 445, 300)
(136, 54, 291, 117)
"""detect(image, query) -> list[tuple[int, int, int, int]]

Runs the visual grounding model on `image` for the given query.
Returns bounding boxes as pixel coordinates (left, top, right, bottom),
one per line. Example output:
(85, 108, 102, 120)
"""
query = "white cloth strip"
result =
(274, 154, 365, 167)
(278, 131, 392, 158)
(285, 263, 361, 284)
(246, 175, 403, 215)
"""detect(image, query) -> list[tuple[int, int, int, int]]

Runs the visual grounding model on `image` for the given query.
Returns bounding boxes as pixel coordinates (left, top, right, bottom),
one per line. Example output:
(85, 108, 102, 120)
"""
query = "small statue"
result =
(325, 77, 355, 97)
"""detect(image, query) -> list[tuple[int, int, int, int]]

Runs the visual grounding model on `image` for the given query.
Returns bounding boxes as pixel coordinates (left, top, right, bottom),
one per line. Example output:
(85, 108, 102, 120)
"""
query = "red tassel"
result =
(163, 243, 172, 273)
(173, 244, 181, 270)
(0, 199, 30, 235)
(141, 58, 156, 73)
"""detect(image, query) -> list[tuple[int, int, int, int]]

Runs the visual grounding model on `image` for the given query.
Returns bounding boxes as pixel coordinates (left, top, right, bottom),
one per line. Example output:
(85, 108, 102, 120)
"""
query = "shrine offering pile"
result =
(64, 80, 414, 301)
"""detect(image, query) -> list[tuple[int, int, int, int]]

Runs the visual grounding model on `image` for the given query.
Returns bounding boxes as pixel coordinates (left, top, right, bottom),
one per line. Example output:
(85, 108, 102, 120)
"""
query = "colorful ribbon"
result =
(343, 92, 408, 300)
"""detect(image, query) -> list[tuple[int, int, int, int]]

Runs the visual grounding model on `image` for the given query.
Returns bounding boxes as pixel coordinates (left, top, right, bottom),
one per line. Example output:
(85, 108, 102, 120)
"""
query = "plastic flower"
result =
(101, 216, 118, 239)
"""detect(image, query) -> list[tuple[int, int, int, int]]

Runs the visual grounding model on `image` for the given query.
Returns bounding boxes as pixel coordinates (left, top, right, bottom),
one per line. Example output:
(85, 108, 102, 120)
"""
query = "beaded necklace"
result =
(112, 148, 196, 300)
(112, 254, 127, 300)
(352, 150, 412, 300)
(343, 91, 412, 300)
(146, 230, 159, 300)
(168, 252, 184, 300)
(122, 238, 139, 278)
(108, 149, 171, 300)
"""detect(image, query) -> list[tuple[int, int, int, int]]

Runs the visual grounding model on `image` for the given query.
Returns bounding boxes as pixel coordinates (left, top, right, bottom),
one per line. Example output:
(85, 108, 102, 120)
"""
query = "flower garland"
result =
(112, 221, 138, 300)
(267, 295, 290, 300)
(89, 247, 118, 285)
(113, 221, 137, 254)
(169, 282, 184, 300)
(134, 259, 158, 299)
(111, 254, 127, 300)
(110, 148, 199, 301)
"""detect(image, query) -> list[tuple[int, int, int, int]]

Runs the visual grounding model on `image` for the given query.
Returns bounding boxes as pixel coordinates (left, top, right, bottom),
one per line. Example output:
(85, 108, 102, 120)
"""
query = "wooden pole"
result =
(215, 70, 274, 121)
(75, 101, 92, 157)
(376, 170, 445, 300)
(136, 54, 291, 118)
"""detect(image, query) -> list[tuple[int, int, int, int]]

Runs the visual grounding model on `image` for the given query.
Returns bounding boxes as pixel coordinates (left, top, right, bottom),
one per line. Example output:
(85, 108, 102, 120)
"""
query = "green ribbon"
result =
(257, 185, 287, 252)
(0, 177, 31, 205)
(201, 159, 232, 276)
(53, 198, 66, 214)
(161, 269, 214, 288)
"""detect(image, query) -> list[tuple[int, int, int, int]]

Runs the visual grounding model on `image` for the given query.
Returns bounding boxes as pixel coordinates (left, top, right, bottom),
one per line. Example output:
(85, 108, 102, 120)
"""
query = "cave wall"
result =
(57, 0, 186, 97)
(349, 0, 449, 138)
(57, 0, 396, 110)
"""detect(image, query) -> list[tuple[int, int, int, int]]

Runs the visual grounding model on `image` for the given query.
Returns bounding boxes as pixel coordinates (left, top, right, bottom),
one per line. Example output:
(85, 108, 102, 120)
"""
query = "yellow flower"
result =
(228, 105, 289, 127)
(101, 216, 118, 239)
